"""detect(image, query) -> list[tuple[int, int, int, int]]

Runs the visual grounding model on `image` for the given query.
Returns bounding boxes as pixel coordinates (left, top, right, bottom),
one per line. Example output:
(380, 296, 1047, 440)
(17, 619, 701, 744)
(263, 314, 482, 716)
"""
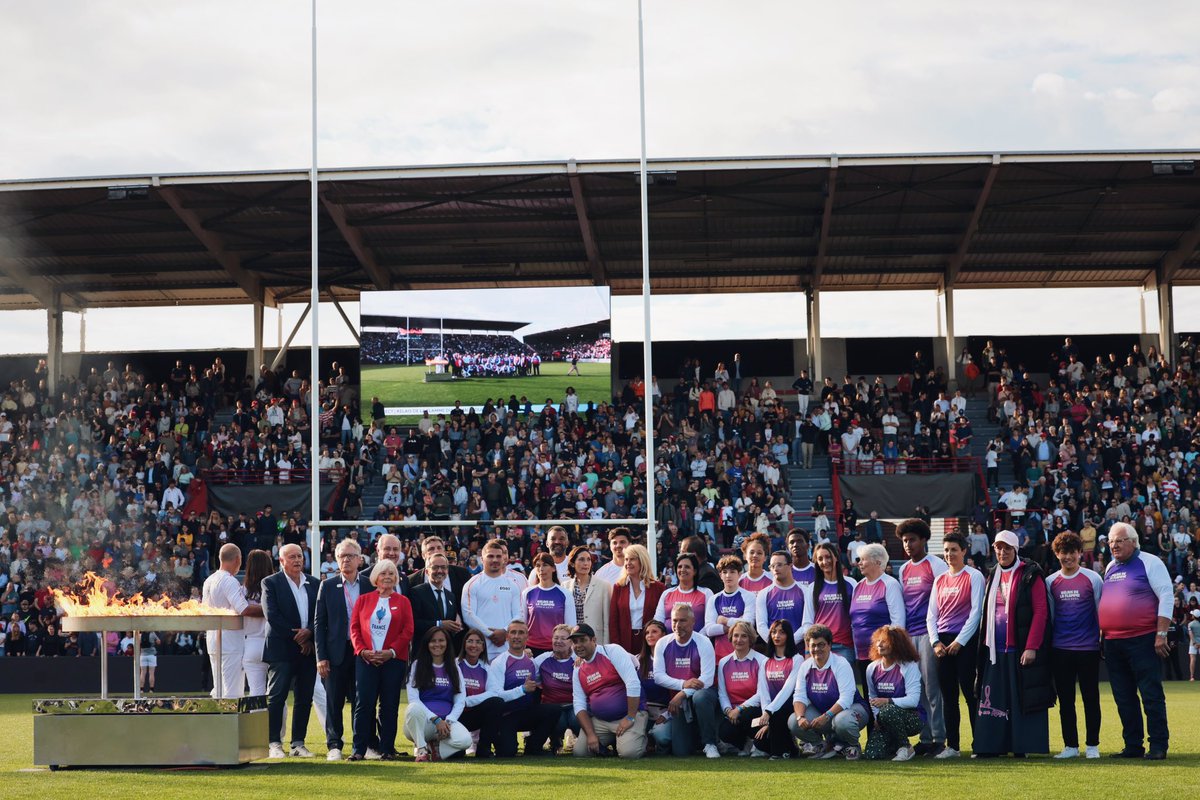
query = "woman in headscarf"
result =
(974, 530, 1053, 758)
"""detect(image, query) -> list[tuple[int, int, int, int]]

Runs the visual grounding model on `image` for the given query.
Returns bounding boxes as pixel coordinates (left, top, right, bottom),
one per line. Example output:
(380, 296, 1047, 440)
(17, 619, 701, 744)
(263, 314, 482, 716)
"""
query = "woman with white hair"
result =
(348, 559, 413, 761)
(849, 543, 905, 694)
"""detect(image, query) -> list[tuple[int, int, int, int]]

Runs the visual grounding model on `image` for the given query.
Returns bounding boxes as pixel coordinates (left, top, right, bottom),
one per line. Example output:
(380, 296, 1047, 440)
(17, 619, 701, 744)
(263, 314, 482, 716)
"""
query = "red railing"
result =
(202, 469, 340, 485)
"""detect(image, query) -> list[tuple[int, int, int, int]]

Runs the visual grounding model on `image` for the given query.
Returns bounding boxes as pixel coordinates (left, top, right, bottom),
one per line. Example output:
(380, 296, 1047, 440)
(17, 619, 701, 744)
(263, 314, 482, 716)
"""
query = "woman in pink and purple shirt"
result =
(717, 621, 767, 756)
(801, 542, 857, 663)
(404, 627, 472, 762)
(523, 552, 577, 654)
(926, 532, 984, 759)
(654, 553, 714, 634)
(738, 533, 774, 593)
(754, 619, 802, 759)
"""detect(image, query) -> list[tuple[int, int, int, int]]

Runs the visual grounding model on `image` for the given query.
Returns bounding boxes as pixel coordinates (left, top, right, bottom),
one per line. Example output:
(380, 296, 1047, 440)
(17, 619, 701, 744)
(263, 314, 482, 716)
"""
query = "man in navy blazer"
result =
(263, 542, 320, 759)
(315, 538, 377, 761)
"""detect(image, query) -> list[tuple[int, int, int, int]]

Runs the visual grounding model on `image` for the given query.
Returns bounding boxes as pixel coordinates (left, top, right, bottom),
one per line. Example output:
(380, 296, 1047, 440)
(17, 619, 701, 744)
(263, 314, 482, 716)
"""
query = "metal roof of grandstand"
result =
(2, 149, 1200, 311)
(360, 315, 528, 331)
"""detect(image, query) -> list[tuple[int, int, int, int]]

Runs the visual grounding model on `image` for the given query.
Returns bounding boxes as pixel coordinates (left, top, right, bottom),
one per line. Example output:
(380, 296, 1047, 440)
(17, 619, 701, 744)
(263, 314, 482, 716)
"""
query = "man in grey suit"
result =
(263, 543, 320, 759)
(315, 538, 376, 761)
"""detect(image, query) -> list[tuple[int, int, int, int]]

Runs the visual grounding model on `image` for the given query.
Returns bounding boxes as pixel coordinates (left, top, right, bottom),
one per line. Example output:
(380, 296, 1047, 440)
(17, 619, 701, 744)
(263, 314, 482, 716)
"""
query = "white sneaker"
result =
(268, 743, 286, 759)
(800, 742, 819, 757)
(703, 744, 721, 759)
(1085, 746, 1100, 759)
(737, 741, 753, 757)
(290, 745, 314, 758)
(1054, 746, 1080, 759)
(465, 745, 477, 757)
(934, 747, 961, 759)
(750, 746, 769, 758)
(326, 748, 343, 762)
(893, 746, 916, 762)
(364, 748, 383, 761)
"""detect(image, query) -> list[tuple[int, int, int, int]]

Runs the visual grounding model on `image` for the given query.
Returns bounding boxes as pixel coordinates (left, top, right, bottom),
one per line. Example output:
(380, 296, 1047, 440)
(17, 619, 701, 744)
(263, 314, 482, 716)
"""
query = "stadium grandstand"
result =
(1, 151, 1198, 680)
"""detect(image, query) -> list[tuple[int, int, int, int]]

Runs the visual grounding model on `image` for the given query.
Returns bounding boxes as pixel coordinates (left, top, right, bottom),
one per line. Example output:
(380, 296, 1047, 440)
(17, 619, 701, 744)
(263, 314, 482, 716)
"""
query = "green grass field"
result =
(3, 684, 1198, 799)
(362, 361, 612, 420)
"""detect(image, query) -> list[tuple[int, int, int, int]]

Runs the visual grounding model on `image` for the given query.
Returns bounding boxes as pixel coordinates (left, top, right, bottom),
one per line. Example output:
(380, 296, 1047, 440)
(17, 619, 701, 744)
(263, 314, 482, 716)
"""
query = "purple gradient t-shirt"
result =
(1047, 569, 1102, 651)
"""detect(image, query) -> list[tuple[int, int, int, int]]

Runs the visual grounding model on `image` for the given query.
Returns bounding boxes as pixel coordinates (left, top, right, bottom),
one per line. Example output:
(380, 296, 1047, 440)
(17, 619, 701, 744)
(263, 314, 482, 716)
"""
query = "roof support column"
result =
(941, 285, 957, 391)
(327, 293, 360, 343)
(253, 301, 266, 380)
(1158, 279, 1175, 365)
(806, 287, 822, 382)
(271, 303, 312, 372)
(46, 292, 63, 397)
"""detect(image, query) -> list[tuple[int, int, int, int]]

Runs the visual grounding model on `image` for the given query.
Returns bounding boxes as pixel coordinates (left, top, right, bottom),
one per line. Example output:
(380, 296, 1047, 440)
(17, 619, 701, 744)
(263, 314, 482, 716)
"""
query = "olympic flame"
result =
(50, 572, 236, 617)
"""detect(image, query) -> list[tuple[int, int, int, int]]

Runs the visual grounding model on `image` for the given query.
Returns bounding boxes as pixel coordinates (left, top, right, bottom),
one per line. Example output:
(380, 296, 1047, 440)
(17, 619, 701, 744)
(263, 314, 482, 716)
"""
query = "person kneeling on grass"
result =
(789, 624, 869, 760)
(405, 627, 473, 762)
(717, 621, 768, 757)
(864, 625, 924, 761)
(570, 623, 648, 759)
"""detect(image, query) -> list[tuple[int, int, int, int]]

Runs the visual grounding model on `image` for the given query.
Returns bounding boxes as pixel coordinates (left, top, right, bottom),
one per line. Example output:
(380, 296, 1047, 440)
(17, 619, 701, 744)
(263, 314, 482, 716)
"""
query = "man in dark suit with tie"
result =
(263, 542, 320, 759)
(314, 538, 375, 761)
(405, 535, 470, 601)
(408, 554, 465, 654)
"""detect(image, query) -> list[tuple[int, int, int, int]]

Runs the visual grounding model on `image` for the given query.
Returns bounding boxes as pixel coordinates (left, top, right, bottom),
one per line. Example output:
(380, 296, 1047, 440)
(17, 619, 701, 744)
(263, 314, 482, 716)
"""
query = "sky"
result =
(3, 1, 1200, 353)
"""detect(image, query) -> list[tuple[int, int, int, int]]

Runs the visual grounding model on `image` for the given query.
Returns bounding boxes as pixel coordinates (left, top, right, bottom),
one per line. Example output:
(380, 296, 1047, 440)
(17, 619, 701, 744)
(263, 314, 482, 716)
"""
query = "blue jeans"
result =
(666, 687, 720, 755)
(1104, 634, 1169, 753)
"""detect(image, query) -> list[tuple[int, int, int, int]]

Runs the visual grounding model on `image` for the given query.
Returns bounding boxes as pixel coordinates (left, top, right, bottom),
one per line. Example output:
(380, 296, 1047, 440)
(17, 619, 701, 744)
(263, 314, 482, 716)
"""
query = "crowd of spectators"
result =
(0, 354, 367, 658)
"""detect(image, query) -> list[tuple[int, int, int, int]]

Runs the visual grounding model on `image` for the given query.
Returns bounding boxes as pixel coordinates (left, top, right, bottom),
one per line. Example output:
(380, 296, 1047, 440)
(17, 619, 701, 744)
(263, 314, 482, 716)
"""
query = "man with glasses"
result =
(315, 538, 377, 761)
(410, 554, 465, 651)
(1098, 521, 1173, 760)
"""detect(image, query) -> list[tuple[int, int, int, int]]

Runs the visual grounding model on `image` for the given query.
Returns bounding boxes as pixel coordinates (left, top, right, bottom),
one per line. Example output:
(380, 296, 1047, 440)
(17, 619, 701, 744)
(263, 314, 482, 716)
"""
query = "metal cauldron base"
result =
(33, 696, 268, 768)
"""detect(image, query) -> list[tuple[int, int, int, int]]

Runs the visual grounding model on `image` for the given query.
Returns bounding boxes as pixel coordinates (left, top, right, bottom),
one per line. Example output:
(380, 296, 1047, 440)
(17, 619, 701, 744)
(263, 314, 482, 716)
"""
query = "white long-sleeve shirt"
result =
(717, 650, 767, 712)
(925, 565, 986, 648)
(463, 570, 525, 657)
(485, 650, 536, 703)
(571, 644, 642, 718)
(758, 654, 803, 714)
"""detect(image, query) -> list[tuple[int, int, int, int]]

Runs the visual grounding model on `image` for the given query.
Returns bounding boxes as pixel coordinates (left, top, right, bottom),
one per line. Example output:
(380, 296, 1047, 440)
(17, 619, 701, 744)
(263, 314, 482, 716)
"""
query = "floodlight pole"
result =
(309, 0, 321, 576)
(637, 0, 658, 578)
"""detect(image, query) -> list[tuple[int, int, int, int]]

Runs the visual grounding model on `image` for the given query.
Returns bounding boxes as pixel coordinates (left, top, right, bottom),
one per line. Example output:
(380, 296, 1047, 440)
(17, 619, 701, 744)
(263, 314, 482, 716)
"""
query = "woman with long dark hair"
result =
(755, 619, 801, 759)
(405, 627, 472, 762)
(638, 620, 672, 752)
(522, 552, 575, 655)
(241, 549, 274, 697)
(456, 628, 503, 757)
(801, 542, 857, 663)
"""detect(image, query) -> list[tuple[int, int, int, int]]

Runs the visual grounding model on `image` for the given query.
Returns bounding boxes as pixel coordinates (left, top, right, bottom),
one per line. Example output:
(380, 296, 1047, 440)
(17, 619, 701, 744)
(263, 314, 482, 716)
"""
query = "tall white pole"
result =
(637, 0, 658, 578)
(308, 0, 321, 576)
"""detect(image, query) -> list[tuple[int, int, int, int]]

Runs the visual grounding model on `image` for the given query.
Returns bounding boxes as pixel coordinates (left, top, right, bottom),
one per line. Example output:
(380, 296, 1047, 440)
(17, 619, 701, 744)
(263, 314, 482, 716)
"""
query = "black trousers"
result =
(527, 702, 579, 753)
(1051, 647, 1101, 748)
(718, 710, 757, 748)
(496, 701, 542, 757)
(324, 641, 375, 751)
(936, 632, 978, 751)
(267, 655, 317, 747)
(459, 696, 504, 757)
(764, 708, 798, 757)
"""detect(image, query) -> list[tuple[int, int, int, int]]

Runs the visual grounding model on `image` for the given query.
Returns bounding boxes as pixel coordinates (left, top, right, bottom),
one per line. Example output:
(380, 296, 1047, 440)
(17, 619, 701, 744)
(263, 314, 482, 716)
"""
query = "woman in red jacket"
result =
(349, 558, 414, 761)
(608, 544, 665, 654)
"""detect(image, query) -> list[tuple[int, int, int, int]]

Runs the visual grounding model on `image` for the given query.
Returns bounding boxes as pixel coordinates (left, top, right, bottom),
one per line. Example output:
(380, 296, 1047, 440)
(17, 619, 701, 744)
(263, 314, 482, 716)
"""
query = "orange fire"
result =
(50, 573, 237, 617)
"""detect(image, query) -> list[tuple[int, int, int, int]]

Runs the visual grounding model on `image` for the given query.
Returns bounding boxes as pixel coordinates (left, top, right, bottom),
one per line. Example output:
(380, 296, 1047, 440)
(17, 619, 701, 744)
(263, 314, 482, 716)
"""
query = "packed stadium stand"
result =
(3, 333, 1199, 670)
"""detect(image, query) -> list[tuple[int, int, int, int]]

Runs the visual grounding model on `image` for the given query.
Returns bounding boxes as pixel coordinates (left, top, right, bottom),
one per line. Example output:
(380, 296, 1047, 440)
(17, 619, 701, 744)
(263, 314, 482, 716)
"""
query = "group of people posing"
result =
(202, 519, 1174, 763)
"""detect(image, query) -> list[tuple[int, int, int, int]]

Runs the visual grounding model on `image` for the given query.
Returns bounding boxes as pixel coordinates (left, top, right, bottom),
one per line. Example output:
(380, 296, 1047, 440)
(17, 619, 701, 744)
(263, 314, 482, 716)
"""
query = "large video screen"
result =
(360, 287, 612, 418)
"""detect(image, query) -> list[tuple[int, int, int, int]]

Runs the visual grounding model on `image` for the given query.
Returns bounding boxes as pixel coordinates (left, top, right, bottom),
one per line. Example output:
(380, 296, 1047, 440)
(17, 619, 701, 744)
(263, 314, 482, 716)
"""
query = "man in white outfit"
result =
(202, 543, 264, 698)
(463, 539, 525, 659)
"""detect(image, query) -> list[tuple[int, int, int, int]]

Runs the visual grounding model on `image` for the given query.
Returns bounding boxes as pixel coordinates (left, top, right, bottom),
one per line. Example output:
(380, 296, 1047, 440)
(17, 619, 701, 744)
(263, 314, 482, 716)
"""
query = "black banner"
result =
(839, 473, 976, 518)
(206, 484, 336, 518)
